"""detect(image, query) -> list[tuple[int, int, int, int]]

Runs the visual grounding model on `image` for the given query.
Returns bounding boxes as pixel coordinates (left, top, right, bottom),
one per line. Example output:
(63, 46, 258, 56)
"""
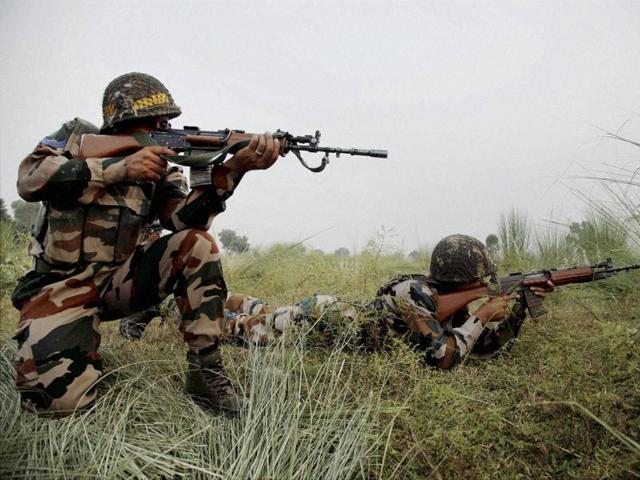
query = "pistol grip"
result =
(524, 289, 547, 318)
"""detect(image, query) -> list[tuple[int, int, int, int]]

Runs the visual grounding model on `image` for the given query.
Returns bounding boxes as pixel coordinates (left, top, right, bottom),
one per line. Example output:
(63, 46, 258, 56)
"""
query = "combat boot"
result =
(184, 349, 245, 415)
(119, 306, 160, 340)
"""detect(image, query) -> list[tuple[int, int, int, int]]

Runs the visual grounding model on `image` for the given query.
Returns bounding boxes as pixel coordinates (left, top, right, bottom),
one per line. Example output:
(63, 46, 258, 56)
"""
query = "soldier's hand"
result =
(224, 133, 281, 173)
(125, 146, 175, 182)
(475, 293, 519, 325)
(530, 280, 555, 298)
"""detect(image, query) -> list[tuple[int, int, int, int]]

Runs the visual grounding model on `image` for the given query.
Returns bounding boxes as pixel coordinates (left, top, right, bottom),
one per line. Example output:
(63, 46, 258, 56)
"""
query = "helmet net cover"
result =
(429, 234, 497, 283)
(101, 72, 181, 132)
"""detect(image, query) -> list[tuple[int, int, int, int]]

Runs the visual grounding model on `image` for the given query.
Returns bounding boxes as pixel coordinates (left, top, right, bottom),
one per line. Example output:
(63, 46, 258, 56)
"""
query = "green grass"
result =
(1, 212, 639, 478)
(0, 322, 383, 479)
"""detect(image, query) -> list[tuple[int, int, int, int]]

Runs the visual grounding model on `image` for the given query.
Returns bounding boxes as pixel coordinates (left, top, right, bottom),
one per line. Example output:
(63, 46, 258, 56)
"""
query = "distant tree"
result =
(218, 229, 250, 254)
(408, 247, 430, 269)
(11, 200, 40, 233)
(333, 247, 350, 258)
(485, 233, 500, 256)
(0, 198, 11, 222)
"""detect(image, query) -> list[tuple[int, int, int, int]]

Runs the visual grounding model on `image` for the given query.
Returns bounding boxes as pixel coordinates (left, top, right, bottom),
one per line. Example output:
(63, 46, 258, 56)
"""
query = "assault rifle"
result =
(79, 126, 388, 186)
(435, 258, 640, 321)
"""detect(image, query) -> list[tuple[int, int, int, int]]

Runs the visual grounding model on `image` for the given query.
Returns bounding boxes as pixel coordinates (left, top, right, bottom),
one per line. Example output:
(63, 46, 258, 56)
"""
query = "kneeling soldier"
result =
(12, 72, 281, 415)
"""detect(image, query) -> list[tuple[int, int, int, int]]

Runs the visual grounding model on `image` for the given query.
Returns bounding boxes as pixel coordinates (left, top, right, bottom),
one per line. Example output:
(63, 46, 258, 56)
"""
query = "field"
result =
(1, 203, 639, 478)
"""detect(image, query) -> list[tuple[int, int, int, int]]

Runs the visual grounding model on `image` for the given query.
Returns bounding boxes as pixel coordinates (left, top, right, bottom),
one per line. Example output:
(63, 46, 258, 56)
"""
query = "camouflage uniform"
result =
(372, 274, 525, 368)
(12, 117, 242, 413)
(118, 223, 167, 340)
(224, 293, 359, 345)
(225, 279, 525, 369)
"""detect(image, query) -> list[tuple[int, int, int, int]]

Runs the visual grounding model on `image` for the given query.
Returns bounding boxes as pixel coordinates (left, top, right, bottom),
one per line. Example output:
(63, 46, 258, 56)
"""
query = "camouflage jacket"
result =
(17, 118, 241, 267)
(375, 275, 525, 369)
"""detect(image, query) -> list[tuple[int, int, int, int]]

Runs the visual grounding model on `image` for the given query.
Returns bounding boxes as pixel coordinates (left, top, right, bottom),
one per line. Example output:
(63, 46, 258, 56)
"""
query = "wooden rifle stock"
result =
(434, 282, 488, 321)
(79, 134, 144, 159)
(79, 131, 286, 161)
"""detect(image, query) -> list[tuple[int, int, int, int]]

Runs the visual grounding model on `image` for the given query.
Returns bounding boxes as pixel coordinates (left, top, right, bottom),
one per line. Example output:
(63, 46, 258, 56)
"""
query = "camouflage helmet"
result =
(430, 234, 497, 283)
(101, 72, 181, 132)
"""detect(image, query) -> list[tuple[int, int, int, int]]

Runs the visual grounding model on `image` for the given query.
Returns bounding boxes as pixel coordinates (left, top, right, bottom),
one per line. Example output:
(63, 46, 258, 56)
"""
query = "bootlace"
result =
(200, 358, 235, 396)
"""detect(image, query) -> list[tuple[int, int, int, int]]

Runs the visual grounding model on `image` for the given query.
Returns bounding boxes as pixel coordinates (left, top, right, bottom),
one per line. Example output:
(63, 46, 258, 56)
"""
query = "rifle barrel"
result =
(295, 144, 388, 158)
(611, 263, 640, 273)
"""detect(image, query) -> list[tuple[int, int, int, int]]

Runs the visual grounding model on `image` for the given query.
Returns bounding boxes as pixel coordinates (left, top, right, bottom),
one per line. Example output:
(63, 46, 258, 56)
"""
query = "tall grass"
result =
(575, 131, 640, 249)
(534, 225, 579, 267)
(0, 333, 385, 479)
(224, 228, 416, 305)
(497, 208, 534, 273)
(0, 220, 31, 295)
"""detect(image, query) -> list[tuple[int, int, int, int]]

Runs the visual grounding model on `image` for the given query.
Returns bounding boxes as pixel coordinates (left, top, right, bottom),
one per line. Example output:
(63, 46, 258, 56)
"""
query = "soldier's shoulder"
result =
(40, 118, 99, 154)
(376, 273, 429, 297)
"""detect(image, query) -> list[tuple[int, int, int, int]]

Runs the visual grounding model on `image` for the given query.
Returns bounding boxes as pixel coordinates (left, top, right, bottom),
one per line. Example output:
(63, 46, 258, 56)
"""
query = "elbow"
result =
(17, 182, 37, 202)
(432, 338, 462, 370)
(425, 352, 458, 370)
(435, 357, 459, 371)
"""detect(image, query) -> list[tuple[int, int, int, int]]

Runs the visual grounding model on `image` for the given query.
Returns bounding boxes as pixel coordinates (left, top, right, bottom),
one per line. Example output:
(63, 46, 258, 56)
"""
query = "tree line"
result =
(0, 198, 39, 233)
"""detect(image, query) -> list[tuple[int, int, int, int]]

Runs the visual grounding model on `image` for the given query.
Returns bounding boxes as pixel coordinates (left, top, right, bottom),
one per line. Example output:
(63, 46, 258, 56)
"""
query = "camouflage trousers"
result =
(12, 229, 227, 415)
(224, 293, 361, 345)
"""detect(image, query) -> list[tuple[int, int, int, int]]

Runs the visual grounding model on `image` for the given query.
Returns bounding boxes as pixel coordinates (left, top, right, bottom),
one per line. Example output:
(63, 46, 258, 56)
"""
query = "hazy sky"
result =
(1, 0, 639, 252)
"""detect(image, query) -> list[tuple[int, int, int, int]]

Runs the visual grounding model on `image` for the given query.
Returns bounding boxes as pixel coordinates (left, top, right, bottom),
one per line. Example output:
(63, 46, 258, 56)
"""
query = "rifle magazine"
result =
(524, 289, 547, 318)
(190, 166, 213, 187)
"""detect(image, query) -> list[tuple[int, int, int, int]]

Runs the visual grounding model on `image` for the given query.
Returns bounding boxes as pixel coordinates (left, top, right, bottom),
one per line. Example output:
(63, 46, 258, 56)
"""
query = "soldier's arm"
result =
(470, 304, 526, 357)
(17, 143, 128, 203)
(470, 284, 551, 356)
(389, 281, 485, 370)
(156, 165, 243, 231)
(401, 303, 485, 370)
(156, 131, 281, 230)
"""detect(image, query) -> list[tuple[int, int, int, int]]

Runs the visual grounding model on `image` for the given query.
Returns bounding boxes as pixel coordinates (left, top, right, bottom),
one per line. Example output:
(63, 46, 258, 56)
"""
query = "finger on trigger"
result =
(248, 134, 259, 151)
(149, 163, 166, 175)
(150, 157, 167, 170)
(264, 133, 274, 156)
(256, 134, 266, 155)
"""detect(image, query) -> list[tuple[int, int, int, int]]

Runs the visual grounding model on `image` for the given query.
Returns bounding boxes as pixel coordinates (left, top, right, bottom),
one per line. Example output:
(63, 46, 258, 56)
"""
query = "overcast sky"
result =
(1, 0, 639, 252)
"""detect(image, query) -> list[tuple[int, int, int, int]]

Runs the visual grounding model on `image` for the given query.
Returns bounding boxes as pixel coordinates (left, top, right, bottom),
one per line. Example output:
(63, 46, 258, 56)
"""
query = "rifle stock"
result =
(435, 283, 488, 321)
(79, 134, 143, 159)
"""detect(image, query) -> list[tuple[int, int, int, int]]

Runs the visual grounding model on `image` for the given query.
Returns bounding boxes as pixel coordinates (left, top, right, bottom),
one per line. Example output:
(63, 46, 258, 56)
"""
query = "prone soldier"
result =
(224, 235, 555, 367)
(12, 72, 282, 415)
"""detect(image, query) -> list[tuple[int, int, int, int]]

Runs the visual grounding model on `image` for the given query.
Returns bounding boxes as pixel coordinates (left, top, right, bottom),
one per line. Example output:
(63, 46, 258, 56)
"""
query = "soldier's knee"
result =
(175, 228, 219, 259)
(18, 365, 100, 417)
